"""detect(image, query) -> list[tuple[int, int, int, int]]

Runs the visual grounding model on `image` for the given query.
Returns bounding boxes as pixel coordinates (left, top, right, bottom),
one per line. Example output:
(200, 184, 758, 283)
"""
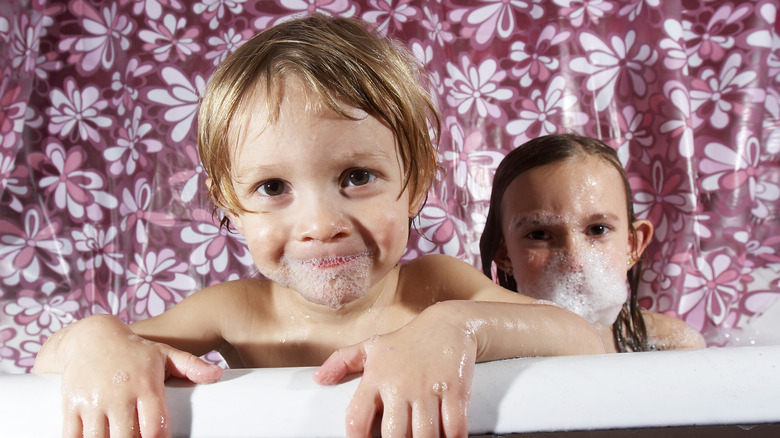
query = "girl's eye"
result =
(526, 230, 550, 241)
(257, 179, 288, 196)
(588, 225, 609, 236)
(343, 169, 376, 187)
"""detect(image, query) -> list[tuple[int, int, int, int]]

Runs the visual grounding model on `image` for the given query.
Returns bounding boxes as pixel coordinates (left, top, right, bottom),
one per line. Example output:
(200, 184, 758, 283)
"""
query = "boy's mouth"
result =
(301, 251, 372, 269)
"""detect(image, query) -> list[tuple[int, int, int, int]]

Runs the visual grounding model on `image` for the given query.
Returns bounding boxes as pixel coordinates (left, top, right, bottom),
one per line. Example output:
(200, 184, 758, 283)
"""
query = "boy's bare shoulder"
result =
(641, 310, 707, 350)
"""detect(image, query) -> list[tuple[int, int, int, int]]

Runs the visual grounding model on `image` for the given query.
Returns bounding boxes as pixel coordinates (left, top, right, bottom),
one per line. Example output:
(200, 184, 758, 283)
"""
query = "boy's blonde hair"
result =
(198, 13, 440, 222)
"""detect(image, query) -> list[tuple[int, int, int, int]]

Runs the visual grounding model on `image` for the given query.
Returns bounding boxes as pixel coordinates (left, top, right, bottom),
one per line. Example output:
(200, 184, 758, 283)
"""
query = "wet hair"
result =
(198, 13, 440, 226)
(479, 133, 649, 352)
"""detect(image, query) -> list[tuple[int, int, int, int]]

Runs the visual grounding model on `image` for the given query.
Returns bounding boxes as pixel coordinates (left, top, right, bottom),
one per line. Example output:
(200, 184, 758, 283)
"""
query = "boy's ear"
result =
(629, 219, 654, 262)
(206, 177, 244, 233)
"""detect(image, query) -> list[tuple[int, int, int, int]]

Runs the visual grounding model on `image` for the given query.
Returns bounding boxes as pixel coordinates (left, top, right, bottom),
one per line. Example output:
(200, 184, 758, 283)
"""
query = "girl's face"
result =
(222, 78, 419, 311)
(495, 155, 652, 326)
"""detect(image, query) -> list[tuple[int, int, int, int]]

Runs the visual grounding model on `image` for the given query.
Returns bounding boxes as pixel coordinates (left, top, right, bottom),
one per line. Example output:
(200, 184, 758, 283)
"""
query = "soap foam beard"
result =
(266, 252, 373, 309)
(520, 250, 627, 326)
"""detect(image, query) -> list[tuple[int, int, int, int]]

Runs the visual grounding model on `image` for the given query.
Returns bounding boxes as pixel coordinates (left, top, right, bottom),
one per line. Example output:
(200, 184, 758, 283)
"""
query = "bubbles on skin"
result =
(519, 241, 626, 326)
(432, 381, 448, 395)
(112, 371, 129, 384)
(264, 251, 374, 308)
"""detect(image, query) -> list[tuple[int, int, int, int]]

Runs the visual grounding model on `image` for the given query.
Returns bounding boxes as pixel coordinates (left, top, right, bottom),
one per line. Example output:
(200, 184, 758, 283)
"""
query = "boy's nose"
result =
(295, 198, 350, 242)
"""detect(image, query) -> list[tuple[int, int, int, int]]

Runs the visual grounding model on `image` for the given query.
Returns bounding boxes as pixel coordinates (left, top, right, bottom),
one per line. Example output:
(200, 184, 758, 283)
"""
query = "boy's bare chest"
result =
(225, 303, 420, 368)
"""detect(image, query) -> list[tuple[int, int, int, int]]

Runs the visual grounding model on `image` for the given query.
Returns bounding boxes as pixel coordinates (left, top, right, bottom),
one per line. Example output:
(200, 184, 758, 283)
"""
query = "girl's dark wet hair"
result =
(479, 133, 650, 352)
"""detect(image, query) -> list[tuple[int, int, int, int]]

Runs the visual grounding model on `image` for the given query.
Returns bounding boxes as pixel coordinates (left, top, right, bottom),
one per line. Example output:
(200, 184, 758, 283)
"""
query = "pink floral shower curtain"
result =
(1, 0, 778, 373)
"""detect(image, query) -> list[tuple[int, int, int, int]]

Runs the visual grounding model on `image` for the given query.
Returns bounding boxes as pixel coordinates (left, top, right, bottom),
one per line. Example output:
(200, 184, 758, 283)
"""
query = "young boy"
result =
(34, 14, 604, 437)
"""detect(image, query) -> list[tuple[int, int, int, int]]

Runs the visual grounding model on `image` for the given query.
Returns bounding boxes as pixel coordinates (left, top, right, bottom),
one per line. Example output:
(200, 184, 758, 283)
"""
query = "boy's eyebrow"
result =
(231, 147, 396, 181)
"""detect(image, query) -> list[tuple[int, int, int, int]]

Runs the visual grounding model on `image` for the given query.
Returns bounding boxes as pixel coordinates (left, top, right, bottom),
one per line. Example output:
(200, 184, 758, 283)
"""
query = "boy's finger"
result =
(312, 343, 367, 385)
(440, 394, 469, 438)
(62, 411, 82, 438)
(411, 399, 440, 438)
(136, 397, 171, 438)
(344, 387, 380, 438)
(107, 402, 140, 438)
(163, 348, 222, 383)
(380, 399, 410, 438)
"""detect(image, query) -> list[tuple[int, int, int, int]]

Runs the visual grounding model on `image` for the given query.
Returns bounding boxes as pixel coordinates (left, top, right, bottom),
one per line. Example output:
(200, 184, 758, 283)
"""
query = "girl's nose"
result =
(560, 235, 584, 271)
(294, 197, 350, 242)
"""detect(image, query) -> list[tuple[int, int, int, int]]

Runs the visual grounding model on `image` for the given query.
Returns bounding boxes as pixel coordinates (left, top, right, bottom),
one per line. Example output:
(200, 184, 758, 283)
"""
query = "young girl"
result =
(34, 16, 604, 438)
(480, 133, 706, 353)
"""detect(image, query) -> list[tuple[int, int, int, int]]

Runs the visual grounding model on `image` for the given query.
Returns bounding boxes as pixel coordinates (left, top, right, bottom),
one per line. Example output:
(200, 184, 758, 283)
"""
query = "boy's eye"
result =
(257, 179, 288, 196)
(342, 169, 376, 187)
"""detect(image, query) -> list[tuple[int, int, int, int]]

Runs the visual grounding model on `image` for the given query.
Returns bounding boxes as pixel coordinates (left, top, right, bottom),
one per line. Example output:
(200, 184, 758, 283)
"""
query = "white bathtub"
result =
(1, 345, 779, 437)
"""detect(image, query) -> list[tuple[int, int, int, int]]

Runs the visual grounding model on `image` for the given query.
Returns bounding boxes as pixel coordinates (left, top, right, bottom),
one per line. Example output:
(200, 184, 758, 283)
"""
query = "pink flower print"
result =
(684, 3, 751, 68)
(699, 138, 780, 218)
(104, 106, 163, 176)
(9, 12, 40, 74)
(31, 141, 118, 221)
(362, 0, 418, 36)
(0, 207, 73, 287)
(630, 159, 694, 241)
(167, 144, 204, 203)
(416, 199, 464, 257)
(132, 0, 185, 20)
(642, 241, 687, 295)
(253, 0, 357, 30)
(421, 5, 454, 46)
(444, 55, 512, 119)
(441, 116, 505, 202)
(0, 152, 30, 212)
(450, 0, 544, 47)
(658, 80, 696, 158)
(204, 27, 253, 67)
(689, 53, 764, 130)
(139, 13, 201, 62)
(659, 19, 690, 72)
(193, 0, 248, 30)
(0, 327, 19, 362)
(569, 30, 658, 111)
(509, 23, 571, 87)
(618, 0, 659, 22)
(126, 249, 196, 317)
(58, 0, 134, 73)
(553, 0, 615, 27)
(110, 58, 154, 117)
(72, 224, 124, 275)
(610, 105, 653, 166)
(506, 75, 588, 146)
(119, 177, 178, 244)
(180, 209, 253, 275)
(0, 79, 27, 151)
(47, 77, 112, 143)
(5, 287, 79, 336)
(681, 252, 741, 329)
(147, 67, 206, 143)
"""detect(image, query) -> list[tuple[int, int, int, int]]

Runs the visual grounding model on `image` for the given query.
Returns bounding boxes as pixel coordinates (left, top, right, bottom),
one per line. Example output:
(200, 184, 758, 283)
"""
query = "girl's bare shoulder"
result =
(641, 310, 707, 350)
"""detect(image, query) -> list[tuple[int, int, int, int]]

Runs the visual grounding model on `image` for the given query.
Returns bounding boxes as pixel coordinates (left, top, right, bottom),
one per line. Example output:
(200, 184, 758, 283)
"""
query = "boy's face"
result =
(225, 78, 416, 310)
(496, 156, 634, 326)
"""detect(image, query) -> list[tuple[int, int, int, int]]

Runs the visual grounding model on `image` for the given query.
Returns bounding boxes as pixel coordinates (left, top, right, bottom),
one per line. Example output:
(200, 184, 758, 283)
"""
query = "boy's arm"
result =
(315, 255, 604, 437)
(32, 283, 241, 437)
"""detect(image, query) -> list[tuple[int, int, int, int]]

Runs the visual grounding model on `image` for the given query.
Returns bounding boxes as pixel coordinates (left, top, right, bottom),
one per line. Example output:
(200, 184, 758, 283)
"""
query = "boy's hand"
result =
(314, 303, 475, 438)
(34, 315, 222, 437)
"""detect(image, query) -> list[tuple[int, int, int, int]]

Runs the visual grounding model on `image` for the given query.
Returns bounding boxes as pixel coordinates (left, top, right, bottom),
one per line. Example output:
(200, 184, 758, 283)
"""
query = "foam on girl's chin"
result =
(265, 252, 374, 309)
(519, 245, 627, 326)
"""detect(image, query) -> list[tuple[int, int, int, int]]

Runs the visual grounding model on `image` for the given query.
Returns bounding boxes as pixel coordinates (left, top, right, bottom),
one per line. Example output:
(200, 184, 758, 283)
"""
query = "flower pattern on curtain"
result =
(1, 0, 778, 373)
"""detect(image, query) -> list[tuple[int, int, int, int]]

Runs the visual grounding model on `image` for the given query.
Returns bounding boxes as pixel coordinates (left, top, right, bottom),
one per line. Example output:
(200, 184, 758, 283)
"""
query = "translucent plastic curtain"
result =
(1, 0, 778, 373)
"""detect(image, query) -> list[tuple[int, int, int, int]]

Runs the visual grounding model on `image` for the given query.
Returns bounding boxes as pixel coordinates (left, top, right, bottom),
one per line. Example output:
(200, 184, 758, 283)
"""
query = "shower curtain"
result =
(1, 0, 778, 373)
